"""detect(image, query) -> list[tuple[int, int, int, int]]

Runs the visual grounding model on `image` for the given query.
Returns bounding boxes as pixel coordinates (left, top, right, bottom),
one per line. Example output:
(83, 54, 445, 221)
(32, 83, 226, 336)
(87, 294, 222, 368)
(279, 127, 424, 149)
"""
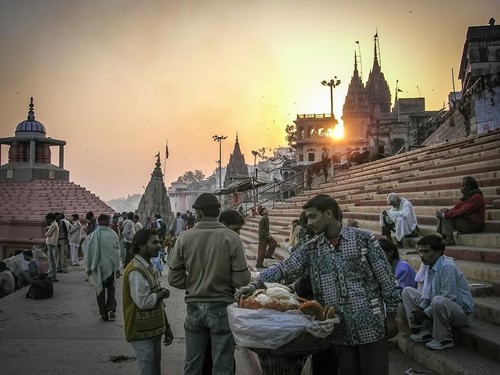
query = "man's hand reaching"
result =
(234, 285, 255, 302)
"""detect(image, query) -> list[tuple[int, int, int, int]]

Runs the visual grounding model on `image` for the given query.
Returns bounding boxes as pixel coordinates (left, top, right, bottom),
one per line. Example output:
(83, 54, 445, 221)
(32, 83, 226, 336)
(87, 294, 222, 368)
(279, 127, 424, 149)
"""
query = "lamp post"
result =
(321, 77, 341, 118)
(251, 150, 259, 179)
(213, 135, 227, 193)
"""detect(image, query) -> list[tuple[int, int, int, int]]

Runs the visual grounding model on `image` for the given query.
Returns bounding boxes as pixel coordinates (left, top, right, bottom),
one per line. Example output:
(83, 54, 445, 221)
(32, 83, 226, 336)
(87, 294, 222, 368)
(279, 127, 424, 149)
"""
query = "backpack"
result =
(26, 274, 54, 299)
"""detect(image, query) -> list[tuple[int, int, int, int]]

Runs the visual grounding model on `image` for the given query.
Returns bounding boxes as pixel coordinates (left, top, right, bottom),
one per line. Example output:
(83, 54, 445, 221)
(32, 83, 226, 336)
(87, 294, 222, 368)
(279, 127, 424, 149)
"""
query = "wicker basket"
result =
(248, 320, 346, 357)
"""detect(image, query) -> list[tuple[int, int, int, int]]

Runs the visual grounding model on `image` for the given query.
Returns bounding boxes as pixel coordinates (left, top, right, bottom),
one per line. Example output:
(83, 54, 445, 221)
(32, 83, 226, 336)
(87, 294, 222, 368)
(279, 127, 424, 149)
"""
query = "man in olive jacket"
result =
(169, 193, 250, 375)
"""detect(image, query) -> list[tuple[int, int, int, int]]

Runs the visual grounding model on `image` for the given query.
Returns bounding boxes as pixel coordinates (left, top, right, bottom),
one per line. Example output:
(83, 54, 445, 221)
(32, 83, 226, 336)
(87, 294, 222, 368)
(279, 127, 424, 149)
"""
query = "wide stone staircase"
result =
(239, 129, 500, 374)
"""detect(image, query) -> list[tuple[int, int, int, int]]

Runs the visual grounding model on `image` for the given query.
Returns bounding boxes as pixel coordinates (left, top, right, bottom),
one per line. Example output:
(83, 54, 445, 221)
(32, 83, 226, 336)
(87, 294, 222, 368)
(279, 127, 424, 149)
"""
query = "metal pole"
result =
(329, 85, 333, 117)
(213, 135, 227, 199)
(219, 141, 222, 191)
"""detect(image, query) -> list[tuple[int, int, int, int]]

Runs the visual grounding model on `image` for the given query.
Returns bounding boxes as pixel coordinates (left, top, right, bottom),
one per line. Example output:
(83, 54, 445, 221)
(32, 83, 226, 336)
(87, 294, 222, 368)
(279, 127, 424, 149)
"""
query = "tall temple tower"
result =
(342, 52, 370, 140)
(365, 34, 392, 121)
(224, 134, 249, 187)
(136, 154, 172, 225)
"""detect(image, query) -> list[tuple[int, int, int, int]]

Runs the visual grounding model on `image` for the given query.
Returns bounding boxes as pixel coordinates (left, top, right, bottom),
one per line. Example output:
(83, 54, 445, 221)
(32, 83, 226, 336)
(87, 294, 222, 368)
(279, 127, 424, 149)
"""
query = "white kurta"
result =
(380, 198, 418, 241)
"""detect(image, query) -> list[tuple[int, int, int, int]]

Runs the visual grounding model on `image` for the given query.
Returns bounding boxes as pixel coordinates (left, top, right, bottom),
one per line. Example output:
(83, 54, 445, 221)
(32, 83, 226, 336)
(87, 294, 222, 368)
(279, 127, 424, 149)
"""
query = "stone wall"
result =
(423, 87, 500, 146)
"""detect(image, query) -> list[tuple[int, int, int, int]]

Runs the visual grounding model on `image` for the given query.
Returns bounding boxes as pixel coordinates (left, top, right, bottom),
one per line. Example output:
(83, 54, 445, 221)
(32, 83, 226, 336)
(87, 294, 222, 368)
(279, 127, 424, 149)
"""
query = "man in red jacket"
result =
(436, 176, 485, 245)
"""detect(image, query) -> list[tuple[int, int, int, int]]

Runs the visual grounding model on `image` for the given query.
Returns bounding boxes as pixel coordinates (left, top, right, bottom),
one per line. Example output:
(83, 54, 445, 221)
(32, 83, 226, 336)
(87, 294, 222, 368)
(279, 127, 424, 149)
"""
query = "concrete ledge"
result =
(455, 320, 500, 363)
(397, 334, 500, 375)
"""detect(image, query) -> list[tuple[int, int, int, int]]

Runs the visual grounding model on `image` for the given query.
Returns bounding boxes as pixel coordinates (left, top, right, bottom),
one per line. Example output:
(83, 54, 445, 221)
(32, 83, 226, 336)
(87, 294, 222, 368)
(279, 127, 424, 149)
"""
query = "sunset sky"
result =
(0, 0, 497, 201)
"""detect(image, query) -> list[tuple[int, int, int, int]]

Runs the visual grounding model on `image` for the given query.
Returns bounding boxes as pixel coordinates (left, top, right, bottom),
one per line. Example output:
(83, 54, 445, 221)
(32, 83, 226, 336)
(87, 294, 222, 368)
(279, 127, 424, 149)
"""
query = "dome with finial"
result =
(15, 97, 46, 135)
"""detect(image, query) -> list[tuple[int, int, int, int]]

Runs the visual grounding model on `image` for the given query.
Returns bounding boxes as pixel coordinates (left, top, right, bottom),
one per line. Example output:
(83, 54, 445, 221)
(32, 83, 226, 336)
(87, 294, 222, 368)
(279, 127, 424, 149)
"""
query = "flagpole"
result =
(163, 140, 168, 183)
(396, 80, 400, 122)
(355, 41, 363, 81)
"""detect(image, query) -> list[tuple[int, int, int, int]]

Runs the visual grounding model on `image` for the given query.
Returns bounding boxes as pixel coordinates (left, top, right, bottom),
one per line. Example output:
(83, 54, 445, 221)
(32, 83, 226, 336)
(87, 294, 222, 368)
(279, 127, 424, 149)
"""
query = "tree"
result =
(285, 123, 297, 146)
(176, 170, 206, 185)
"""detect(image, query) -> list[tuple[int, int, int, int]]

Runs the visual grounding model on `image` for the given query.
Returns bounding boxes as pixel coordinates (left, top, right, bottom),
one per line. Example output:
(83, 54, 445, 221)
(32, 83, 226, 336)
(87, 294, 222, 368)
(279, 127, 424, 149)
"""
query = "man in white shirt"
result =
(381, 193, 419, 247)
(69, 214, 82, 266)
(122, 212, 136, 268)
(123, 228, 173, 375)
(170, 212, 185, 236)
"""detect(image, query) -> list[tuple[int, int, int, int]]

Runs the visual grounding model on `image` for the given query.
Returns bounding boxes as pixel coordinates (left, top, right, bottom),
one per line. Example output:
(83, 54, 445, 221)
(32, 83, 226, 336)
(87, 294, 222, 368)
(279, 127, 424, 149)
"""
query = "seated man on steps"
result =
(436, 176, 485, 246)
(401, 235, 474, 350)
(380, 193, 419, 247)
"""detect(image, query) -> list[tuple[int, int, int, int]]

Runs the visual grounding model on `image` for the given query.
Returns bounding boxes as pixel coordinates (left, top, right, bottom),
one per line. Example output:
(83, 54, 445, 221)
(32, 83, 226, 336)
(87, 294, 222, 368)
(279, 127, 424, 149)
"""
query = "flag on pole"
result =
(397, 88, 404, 93)
(165, 140, 169, 159)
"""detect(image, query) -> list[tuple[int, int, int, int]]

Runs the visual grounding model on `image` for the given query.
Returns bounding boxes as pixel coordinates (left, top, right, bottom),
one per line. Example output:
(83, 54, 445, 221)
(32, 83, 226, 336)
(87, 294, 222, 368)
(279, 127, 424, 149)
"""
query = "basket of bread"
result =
(228, 283, 344, 355)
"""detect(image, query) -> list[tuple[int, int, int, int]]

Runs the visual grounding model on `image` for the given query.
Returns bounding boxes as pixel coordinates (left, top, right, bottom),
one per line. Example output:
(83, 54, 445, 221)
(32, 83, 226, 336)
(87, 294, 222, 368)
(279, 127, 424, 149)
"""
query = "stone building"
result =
(423, 21, 500, 145)
(0, 98, 113, 258)
(136, 154, 172, 225)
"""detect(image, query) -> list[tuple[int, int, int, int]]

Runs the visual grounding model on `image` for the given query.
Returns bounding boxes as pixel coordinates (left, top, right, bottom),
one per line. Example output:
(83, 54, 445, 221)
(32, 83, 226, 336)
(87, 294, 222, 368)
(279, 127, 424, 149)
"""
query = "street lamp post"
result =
(251, 150, 259, 206)
(213, 135, 227, 194)
(251, 150, 259, 179)
(321, 77, 341, 118)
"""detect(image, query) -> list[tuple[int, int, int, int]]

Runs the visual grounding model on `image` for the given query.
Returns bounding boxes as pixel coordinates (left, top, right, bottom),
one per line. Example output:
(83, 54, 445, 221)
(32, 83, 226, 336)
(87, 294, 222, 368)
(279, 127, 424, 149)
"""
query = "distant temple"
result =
(294, 34, 393, 164)
(224, 134, 249, 187)
(0, 98, 113, 258)
(136, 154, 172, 226)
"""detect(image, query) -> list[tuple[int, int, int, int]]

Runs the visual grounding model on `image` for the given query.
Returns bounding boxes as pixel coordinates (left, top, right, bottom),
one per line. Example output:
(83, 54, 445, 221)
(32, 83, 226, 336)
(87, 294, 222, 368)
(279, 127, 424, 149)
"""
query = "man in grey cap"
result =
(168, 193, 250, 375)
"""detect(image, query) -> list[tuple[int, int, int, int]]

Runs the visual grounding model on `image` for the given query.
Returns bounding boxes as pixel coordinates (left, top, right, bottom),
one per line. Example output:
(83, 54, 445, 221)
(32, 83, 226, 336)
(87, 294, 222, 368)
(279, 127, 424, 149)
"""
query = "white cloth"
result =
(121, 219, 136, 243)
(69, 221, 82, 244)
(415, 263, 430, 299)
(83, 226, 120, 294)
(379, 198, 418, 241)
(127, 255, 158, 309)
(171, 217, 185, 236)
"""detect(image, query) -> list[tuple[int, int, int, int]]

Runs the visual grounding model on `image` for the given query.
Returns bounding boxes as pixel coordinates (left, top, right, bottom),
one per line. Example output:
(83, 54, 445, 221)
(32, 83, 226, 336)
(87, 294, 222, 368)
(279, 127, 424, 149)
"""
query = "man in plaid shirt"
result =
(236, 195, 399, 375)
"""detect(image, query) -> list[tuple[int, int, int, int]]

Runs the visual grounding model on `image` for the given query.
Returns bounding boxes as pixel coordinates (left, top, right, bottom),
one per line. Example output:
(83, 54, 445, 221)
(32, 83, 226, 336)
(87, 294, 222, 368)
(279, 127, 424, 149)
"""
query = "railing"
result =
(230, 167, 309, 214)
(231, 149, 353, 215)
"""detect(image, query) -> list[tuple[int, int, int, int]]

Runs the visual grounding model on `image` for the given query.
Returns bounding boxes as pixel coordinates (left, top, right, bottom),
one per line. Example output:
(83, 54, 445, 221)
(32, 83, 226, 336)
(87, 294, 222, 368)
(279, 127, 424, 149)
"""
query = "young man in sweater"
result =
(123, 228, 172, 375)
(169, 193, 250, 375)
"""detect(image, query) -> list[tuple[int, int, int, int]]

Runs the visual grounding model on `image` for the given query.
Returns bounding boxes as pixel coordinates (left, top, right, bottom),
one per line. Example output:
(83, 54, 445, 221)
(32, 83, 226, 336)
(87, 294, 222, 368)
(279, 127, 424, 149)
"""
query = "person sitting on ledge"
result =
(0, 261, 16, 298)
(401, 235, 474, 350)
(378, 238, 416, 289)
(436, 176, 485, 246)
(380, 193, 419, 247)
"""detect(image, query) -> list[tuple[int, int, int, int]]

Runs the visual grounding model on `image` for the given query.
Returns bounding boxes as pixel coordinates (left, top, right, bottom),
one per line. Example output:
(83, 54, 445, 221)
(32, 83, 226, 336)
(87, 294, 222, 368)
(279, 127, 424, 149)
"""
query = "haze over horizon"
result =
(0, 0, 497, 201)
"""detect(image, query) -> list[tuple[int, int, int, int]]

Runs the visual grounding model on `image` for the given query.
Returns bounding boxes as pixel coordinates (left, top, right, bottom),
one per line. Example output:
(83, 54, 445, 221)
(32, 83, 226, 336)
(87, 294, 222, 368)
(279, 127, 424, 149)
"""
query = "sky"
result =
(0, 0, 497, 201)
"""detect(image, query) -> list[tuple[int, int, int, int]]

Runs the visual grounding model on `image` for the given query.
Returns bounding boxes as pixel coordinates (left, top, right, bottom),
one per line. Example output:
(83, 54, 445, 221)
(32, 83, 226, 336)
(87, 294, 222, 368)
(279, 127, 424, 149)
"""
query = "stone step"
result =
(474, 295, 500, 325)
(454, 319, 500, 363)
(397, 335, 500, 375)
(243, 215, 500, 263)
(345, 204, 500, 220)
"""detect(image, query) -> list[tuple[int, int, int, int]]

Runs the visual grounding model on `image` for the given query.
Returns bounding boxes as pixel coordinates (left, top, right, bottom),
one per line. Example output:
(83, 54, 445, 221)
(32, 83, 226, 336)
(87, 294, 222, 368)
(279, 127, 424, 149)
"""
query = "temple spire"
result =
(354, 51, 358, 74)
(27, 97, 35, 121)
(236, 132, 239, 143)
(373, 31, 382, 70)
